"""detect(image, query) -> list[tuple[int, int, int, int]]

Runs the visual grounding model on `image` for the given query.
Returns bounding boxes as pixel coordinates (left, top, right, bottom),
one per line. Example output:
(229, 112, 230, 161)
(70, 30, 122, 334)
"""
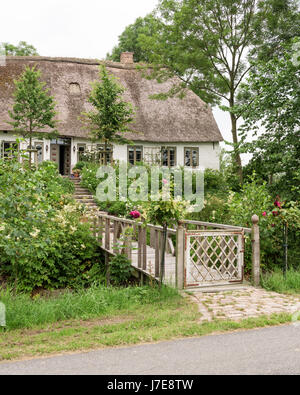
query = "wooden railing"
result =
(181, 219, 251, 233)
(90, 213, 260, 288)
(91, 213, 177, 283)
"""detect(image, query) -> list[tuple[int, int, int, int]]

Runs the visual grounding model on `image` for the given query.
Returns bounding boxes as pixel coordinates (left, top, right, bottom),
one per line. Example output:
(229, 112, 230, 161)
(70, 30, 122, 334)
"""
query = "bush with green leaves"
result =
(81, 163, 101, 194)
(109, 254, 134, 285)
(0, 159, 102, 292)
(227, 177, 300, 272)
(188, 194, 230, 224)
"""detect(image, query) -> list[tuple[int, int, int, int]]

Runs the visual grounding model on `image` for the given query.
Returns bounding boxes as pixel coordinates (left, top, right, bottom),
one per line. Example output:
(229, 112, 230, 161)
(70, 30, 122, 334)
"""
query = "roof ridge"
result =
(5, 56, 140, 70)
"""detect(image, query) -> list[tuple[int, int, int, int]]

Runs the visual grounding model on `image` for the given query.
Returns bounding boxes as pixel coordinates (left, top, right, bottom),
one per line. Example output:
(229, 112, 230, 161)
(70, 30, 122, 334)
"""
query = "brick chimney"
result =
(120, 52, 134, 64)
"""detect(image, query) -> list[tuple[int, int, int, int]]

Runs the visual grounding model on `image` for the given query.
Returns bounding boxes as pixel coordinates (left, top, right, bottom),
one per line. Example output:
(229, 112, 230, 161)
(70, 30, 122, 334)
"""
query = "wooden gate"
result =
(185, 230, 245, 288)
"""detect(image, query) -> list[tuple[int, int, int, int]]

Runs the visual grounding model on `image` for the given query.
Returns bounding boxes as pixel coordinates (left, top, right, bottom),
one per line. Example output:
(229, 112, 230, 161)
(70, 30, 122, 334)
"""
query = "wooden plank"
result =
(105, 218, 110, 251)
(142, 227, 147, 271)
(138, 225, 142, 269)
(182, 219, 251, 233)
(97, 217, 102, 244)
(113, 220, 119, 254)
(155, 230, 160, 278)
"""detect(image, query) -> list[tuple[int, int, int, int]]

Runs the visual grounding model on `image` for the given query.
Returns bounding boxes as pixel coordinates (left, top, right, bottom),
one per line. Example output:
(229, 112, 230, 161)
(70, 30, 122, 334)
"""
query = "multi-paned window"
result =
(161, 147, 176, 167)
(184, 147, 199, 168)
(97, 144, 113, 164)
(128, 146, 143, 165)
(77, 144, 86, 162)
(1, 141, 19, 159)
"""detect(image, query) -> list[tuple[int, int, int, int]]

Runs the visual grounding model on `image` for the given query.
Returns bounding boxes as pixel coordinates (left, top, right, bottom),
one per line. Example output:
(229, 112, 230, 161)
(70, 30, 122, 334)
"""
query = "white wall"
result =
(0, 132, 51, 162)
(112, 141, 221, 170)
(0, 133, 221, 171)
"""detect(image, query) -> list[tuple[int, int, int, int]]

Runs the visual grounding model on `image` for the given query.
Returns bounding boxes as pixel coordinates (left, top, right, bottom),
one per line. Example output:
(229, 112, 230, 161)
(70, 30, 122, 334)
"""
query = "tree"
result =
(111, 0, 299, 183)
(0, 41, 39, 56)
(82, 65, 135, 165)
(8, 66, 57, 168)
(252, 0, 300, 61)
(106, 16, 158, 63)
(239, 39, 300, 200)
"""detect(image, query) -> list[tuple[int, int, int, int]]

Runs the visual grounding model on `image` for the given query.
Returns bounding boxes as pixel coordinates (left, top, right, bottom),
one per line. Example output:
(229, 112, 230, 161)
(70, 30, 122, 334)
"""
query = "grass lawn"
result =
(0, 284, 297, 362)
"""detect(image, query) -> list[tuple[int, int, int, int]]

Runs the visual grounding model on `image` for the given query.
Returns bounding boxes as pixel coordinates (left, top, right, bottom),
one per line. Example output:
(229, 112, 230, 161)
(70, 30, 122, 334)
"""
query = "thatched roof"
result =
(0, 56, 223, 143)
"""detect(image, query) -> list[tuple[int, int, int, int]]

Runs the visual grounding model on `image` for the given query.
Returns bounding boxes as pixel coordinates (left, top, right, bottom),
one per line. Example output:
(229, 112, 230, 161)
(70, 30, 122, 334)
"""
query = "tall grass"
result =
(0, 285, 179, 331)
(261, 269, 300, 294)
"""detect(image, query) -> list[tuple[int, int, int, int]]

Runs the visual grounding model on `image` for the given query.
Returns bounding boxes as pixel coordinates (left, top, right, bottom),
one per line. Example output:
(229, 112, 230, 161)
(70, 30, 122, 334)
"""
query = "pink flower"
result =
(162, 179, 168, 185)
(130, 210, 141, 219)
(272, 211, 279, 217)
(274, 197, 282, 209)
(262, 212, 267, 217)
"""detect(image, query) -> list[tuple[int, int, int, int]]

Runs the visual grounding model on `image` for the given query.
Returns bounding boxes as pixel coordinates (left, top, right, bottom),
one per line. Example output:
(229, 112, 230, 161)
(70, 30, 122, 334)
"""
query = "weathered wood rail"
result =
(90, 212, 260, 289)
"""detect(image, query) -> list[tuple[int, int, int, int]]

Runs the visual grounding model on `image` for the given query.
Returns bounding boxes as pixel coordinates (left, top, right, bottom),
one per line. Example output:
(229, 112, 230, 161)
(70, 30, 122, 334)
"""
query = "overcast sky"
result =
(0, 0, 236, 151)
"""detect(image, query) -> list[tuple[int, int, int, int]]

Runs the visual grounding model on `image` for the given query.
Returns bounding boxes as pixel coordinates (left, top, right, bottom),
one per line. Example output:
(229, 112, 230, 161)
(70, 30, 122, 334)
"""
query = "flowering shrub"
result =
(129, 210, 141, 219)
(138, 180, 191, 227)
(0, 160, 101, 292)
(80, 163, 100, 193)
(227, 177, 300, 272)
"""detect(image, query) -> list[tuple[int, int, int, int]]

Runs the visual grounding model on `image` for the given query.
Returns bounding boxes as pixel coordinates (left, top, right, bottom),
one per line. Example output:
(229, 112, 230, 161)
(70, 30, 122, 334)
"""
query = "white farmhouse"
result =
(0, 52, 223, 174)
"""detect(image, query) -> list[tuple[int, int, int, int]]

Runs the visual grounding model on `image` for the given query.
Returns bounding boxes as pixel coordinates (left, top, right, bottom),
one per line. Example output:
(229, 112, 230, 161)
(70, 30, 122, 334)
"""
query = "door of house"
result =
(50, 144, 59, 167)
(50, 138, 71, 176)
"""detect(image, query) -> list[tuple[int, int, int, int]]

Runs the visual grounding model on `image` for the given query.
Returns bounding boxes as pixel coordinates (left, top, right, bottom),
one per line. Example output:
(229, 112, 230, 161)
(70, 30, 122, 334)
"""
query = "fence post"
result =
(251, 215, 260, 286)
(176, 221, 185, 290)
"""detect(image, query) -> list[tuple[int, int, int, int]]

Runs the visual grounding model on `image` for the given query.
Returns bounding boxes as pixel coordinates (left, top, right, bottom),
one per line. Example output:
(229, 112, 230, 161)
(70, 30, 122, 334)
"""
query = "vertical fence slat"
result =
(113, 220, 119, 254)
(105, 218, 110, 251)
(155, 229, 160, 278)
(252, 215, 260, 286)
(99, 216, 104, 247)
(138, 225, 142, 269)
(142, 227, 147, 271)
(176, 222, 185, 290)
(127, 226, 132, 260)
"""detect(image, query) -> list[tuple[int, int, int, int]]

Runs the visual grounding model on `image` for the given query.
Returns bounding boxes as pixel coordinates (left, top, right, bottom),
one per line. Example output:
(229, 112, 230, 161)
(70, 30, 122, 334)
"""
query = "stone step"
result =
(74, 191, 91, 195)
(73, 192, 94, 199)
(74, 195, 94, 199)
(185, 282, 252, 293)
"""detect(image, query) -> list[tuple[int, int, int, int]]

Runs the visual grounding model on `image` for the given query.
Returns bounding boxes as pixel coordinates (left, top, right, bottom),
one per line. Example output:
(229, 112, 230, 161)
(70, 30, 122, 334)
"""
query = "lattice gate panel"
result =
(185, 231, 244, 288)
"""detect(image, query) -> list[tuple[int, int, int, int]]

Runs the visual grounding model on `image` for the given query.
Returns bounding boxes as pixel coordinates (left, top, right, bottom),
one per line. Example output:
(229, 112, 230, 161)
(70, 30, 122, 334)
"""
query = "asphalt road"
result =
(1, 324, 300, 375)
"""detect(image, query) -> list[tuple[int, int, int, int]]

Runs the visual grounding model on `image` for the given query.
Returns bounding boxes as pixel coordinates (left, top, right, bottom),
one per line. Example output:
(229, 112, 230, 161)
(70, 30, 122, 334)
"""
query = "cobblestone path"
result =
(189, 287, 300, 322)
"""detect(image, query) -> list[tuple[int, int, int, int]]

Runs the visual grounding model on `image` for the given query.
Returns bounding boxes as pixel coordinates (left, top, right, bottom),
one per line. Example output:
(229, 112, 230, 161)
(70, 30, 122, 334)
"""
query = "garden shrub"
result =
(81, 163, 101, 193)
(203, 169, 229, 197)
(227, 177, 300, 273)
(0, 159, 102, 292)
(188, 194, 230, 224)
(80, 161, 300, 275)
(109, 254, 134, 285)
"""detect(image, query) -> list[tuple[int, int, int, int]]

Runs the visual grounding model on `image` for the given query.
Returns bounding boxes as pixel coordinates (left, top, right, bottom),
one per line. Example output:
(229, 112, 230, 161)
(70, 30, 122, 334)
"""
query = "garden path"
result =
(188, 286, 300, 322)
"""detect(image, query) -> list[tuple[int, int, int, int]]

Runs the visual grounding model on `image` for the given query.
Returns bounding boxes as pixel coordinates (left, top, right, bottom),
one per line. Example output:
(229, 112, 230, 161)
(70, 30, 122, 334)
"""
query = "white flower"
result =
(30, 228, 40, 238)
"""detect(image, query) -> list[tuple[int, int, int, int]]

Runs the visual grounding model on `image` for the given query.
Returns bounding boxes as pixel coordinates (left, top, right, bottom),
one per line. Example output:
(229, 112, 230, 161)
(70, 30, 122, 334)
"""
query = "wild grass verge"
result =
(0, 283, 299, 362)
(261, 269, 300, 294)
(0, 285, 180, 331)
